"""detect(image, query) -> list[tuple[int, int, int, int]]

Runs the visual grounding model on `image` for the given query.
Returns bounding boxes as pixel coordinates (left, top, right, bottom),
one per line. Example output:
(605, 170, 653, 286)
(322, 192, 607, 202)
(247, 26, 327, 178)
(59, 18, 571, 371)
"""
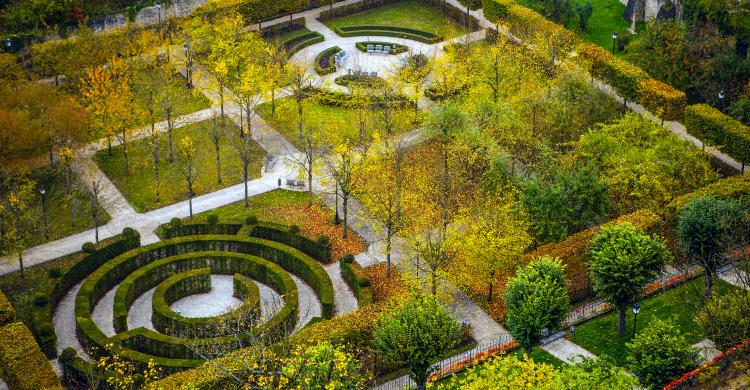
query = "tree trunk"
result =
(215, 143, 222, 184)
(18, 253, 24, 279)
(188, 183, 193, 219)
(386, 225, 392, 277)
(342, 195, 348, 239)
(243, 163, 249, 208)
(618, 305, 626, 337)
(307, 168, 313, 207)
(167, 111, 175, 163)
(108, 137, 112, 156)
(122, 138, 130, 176)
(704, 270, 714, 297)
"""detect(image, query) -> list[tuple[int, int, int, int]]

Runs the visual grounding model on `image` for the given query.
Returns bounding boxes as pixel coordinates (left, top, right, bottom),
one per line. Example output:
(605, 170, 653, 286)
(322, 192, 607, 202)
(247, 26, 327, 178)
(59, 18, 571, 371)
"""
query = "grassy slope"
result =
(95, 119, 266, 212)
(323, 0, 467, 39)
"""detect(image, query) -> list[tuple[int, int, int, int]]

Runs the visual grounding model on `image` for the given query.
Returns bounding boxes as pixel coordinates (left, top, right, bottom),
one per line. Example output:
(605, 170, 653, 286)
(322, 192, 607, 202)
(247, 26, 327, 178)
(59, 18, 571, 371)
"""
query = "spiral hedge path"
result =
(52, 222, 342, 374)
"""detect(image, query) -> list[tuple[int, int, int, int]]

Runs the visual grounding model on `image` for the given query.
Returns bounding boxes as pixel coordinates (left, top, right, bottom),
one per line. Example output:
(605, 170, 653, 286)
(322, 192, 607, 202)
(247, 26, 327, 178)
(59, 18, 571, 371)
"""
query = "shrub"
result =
(314, 46, 341, 75)
(32, 293, 49, 307)
(340, 259, 373, 306)
(354, 41, 408, 54)
(577, 43, 649, 101)
(37, 322, 55, 337)
(333, 26, 443, 44)
(283, 31, 325, 57)
(0, 322, 64, 390)
(170, 217, 183, 228)
(249, 223, 332, 262)
(341, 253, 355, 263)
(289, 224, 300, 234)
(206, 214, 219, 225)
(238, 0, 309, 23)
(627, 319, 701, 389)
(637, 78, 687, 121)
(246, 215, 258, 225)
(82, 242, 96, 253)
(47, 267, 62, 278)
(684, 104, 750, 166)
(0, 291, 15, 326)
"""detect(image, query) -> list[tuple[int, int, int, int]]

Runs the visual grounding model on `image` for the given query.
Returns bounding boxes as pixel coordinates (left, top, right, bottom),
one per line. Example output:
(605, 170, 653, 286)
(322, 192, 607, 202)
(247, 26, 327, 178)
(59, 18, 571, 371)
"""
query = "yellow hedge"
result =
(664, 174, 750, 221)
(684, 104, 750, 166)
(637, 78, 687, 121)
(525, 209, 661, 303)
(0, 291, 15, 327)
(576, 42, 648, 101)
(0, 322, 63, 390)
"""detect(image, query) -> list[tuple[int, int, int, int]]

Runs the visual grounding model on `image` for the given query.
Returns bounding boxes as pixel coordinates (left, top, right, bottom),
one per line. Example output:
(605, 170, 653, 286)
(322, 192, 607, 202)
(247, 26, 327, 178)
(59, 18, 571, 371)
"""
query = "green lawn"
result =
(265, 27, 314, 48)
(574, 277, 739, 366)
(323, 0, 467, 40)
(1, 167, 110, 251)
(257, 97, 418, 149)
(514, 0, 645, 55)
(431, 348, 564, 389)
(95, 119, 266, 212)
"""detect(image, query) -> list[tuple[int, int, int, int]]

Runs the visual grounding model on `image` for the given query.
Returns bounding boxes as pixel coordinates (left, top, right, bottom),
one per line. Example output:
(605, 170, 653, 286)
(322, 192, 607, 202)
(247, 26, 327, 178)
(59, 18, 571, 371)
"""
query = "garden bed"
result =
(314, 46, 342, 75)
(355, 41, 408, 54)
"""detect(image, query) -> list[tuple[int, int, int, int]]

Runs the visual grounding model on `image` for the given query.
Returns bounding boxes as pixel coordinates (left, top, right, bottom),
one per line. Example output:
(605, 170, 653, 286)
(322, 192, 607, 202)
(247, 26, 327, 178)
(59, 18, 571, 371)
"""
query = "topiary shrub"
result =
(341, 253, 355, 263)
(289, 225, 300, 234)
(170, 217, 182, 228)
(59, 347, 77, 364)
(82, 242, 96, 253)
(33, 294, 49, 307)
(47, 267, 62, 278)
(206, 214, 219, 225)
(37, 323, 55, 337)
(246, 215, 258, 225)
(317, 235, 330, 247)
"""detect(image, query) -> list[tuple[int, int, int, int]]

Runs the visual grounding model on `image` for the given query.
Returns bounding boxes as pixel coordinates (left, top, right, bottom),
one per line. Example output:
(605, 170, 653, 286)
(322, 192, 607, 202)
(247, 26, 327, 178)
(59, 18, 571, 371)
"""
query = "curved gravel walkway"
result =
(324, 262, 358, 315)
(53, 281, 92, 360)
(291, 275, 321, 333)
(91, 286, 117, 337)
(170, 275, 244, 318)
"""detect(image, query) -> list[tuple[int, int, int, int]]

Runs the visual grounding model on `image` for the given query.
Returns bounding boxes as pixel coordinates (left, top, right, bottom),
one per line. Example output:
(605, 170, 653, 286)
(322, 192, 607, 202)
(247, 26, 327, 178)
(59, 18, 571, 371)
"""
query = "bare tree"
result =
(232, 126, 256, 209)
(204, 114, 223, 185)
(284, 63, 316, 141)
(178, 137, 199, 219)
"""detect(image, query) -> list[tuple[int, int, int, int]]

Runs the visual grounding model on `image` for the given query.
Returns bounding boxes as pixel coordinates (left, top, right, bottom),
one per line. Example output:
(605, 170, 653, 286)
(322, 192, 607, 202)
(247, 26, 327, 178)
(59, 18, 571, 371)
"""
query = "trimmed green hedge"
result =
(247, 222, 332, 262)
(159, 223, 243, 239)
(684, 104, 750, 167)
(284, 31, 325, 57)
(75, 236, 328, 370)
(151, 268, 211, 336)
(355, 41, 408, 54)
(239, 0, 309, 23)
(0, 291, 15, 327)
(339, 259, 373, 307)
(315, 46, 342, 75)
(576, 43, 649, 102)
(333, 26, 443, 44)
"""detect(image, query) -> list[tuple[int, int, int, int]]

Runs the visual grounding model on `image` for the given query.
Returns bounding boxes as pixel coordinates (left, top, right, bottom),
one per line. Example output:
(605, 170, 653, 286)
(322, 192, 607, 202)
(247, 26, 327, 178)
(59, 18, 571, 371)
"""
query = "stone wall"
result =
(88, 0, 208, 31)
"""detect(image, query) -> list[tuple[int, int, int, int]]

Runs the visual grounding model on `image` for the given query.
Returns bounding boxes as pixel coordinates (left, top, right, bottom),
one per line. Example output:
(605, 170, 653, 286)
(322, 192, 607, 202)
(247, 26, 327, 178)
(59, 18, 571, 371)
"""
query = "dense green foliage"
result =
(589, 223, 669, 335)
(626, 319, 701, 389)
(696, 289, 750, 350)
(374, 295, 461, 390)
(503, 256, 570, 352)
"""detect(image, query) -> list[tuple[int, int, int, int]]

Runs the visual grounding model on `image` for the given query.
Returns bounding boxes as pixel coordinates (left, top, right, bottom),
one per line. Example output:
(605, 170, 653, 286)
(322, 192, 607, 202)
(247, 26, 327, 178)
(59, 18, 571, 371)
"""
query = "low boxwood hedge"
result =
(355, 41, 408, 54)
(334, 26, 443, 44)
(315, 46, 341, 75)
(339, 259, 373, 307)
(247, 222, 332, 262)
(0, 322, 63, 390)
(284, 31, 324, 57)
(151, 268, 212, 336)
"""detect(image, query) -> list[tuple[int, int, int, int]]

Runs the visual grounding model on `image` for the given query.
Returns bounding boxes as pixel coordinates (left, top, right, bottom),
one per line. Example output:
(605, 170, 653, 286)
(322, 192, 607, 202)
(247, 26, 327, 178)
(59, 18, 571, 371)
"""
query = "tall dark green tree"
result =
(589, 223, 670, 336)
(503, 256, 570, 354)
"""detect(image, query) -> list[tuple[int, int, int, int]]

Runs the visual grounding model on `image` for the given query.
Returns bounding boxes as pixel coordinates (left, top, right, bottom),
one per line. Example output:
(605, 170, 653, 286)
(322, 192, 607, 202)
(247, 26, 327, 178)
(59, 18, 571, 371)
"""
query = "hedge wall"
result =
(259, 17, 306, 39)
(684, 104, 750, 167)
(151, 268, 212, 336)
(0, 291, 15, 327)
(525, 209, 661, 303)
(160, 223, 243, 239)
(239, 0, 309, 23)
(0, 322, 63, 390)
(576, 42, 649, 102)
(339, 259, 373, 307)
(333, 26, 443, 44)
(637, 78, 687, 122)
(284, 31, 324, 57)
(315, 46, 341, 75)
(248, 223, 332, 262)
(33, 229, 140, 358)
(355, 41, 408, 54)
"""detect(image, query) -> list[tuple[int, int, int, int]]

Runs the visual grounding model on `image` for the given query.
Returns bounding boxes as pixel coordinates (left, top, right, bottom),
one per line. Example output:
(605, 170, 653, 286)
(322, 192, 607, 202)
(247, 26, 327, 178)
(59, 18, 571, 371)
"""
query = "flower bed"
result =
(663, 339, 750, 389)
(427, 340, 519, 382)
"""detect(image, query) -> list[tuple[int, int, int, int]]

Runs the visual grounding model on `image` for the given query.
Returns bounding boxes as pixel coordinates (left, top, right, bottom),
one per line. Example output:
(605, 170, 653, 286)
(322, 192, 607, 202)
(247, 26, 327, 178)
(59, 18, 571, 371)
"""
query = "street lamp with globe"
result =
(632, 303, 641, 338)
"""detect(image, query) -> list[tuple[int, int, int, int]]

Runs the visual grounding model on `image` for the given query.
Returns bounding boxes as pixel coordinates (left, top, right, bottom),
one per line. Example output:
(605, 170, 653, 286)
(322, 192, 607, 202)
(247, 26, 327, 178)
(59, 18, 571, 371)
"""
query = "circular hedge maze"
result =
(56, 219, 336, 374)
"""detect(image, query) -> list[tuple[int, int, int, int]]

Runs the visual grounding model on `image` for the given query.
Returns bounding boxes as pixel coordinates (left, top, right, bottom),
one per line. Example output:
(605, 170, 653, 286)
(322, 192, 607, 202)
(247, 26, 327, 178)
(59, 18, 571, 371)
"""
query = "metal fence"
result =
(374, 335, 515, 390)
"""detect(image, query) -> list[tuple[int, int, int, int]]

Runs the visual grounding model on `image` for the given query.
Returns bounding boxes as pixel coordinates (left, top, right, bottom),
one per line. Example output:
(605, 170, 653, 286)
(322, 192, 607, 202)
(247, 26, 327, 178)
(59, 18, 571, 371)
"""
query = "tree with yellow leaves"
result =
(80, 58, 136, 175)
(178, 137, 199, 219)
(0, 175, 37, 279)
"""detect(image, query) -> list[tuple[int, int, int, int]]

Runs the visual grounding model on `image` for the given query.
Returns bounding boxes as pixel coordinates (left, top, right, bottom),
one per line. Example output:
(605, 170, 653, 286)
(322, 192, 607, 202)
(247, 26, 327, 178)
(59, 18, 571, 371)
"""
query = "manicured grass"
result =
(95, 119, 266, 212)
(130, 70, 212, 128)
(323, 0, 467, 40)
(431, 348, 564, 389)
(257, 97, 418, 149)
(191, 189, 308, 223)
(265, 27, 314, 48)
(574, 277, 739, 366)
(515, 0, 645, 55)
(1, 167, 110, 250)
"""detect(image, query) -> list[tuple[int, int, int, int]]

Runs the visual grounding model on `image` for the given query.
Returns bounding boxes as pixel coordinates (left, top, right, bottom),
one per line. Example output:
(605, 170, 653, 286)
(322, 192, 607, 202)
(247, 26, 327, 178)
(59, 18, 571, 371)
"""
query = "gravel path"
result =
(291, 275, 321, 333)
(170, 275, 243, 318)
(128, 288, 156, 331)
(324, 262, 358, 316)
(91, 286, 117, 337)
(53, 281, 92, 360)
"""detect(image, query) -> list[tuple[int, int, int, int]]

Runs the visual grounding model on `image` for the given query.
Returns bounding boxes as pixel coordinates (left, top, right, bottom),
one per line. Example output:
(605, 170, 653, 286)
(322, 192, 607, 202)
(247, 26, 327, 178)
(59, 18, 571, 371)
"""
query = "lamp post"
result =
(632, 303, 641, 338)
(334, 182, 340, 225)
(4, 39, 10, 52)
(718, 90, 725, 110)
(157, 3, 161, 25)
(40, 188, 49, 241)
(612, 32, 618, 54)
